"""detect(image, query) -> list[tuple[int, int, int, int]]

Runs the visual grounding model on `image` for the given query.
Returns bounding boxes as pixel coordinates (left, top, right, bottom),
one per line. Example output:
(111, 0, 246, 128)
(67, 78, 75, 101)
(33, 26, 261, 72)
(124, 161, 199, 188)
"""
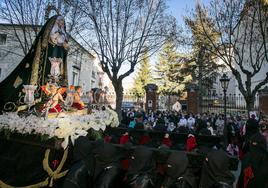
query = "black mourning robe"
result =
(162, 151, 194, 188)
(199, 149, 235, 188)
(0, 15, 68, 112)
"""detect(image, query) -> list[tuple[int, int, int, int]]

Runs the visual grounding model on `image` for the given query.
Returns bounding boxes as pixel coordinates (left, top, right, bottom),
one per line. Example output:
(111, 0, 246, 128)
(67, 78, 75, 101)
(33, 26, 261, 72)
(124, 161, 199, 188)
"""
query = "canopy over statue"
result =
(0, 15, 69, 112)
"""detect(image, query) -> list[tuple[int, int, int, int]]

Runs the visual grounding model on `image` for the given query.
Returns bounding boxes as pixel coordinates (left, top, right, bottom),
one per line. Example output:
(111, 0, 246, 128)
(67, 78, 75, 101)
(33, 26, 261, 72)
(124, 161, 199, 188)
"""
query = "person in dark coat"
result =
(125, 146, 156, 188)
(237, 133, 268, 188)
(245, 114, 259, 140)
(199, 149, 235, 188)
(161, 151, 193, 188)
(63, 136, 94, 188)
(242, 114, 260, 154)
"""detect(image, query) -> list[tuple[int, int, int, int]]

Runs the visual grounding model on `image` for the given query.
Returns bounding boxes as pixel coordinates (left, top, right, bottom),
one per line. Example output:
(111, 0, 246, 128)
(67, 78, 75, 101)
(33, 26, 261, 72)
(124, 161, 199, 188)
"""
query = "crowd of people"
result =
(57, 108, 268, 188)
(119, 109, 268, 187)
(121, 109, 268, 146)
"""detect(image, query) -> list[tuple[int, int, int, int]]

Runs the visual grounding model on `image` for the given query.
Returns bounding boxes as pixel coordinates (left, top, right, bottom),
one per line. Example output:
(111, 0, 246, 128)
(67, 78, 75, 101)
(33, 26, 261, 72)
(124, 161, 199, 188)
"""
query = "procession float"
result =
(0, 9, 119, 187)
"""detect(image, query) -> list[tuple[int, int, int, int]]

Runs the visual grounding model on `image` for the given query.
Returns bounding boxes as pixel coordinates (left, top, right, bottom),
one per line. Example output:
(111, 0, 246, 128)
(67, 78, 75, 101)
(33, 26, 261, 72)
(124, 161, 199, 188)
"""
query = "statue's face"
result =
(58, 19, 64, 27)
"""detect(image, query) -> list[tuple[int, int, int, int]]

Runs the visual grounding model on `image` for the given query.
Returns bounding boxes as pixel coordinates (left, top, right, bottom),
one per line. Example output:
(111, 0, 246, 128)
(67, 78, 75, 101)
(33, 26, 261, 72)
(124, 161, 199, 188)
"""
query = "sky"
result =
(167, 0, 211, 24)
(122, 0, 211, 89)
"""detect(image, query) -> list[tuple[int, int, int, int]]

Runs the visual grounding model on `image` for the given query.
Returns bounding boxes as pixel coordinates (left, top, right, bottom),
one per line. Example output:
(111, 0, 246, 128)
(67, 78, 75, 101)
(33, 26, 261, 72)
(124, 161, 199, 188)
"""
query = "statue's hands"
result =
(63, 42, 70, 51)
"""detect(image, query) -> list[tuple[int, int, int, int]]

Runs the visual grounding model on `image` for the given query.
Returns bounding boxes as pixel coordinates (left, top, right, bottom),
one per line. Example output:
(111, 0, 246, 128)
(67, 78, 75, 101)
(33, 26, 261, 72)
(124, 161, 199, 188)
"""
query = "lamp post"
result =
(219, 73, 230, 145)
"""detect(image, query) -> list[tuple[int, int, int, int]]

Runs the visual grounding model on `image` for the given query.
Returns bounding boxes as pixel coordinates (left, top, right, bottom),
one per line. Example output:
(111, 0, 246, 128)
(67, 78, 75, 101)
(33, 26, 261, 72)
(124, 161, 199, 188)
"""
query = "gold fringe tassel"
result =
(0, 147, 69, 188)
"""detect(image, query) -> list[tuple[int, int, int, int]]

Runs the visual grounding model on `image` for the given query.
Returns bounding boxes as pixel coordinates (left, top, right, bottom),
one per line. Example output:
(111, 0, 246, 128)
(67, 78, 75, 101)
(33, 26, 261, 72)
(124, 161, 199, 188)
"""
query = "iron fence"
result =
(200, 93, 259, 114)
(105, 92, 145, 109)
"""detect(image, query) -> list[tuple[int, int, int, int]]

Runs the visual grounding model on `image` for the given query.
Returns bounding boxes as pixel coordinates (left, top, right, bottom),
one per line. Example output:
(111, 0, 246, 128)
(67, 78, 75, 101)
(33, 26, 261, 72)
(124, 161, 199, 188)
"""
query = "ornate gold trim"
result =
(0, 147, 69, 188)
(43, 148, 69, 187)
(30, 39, 41, 85)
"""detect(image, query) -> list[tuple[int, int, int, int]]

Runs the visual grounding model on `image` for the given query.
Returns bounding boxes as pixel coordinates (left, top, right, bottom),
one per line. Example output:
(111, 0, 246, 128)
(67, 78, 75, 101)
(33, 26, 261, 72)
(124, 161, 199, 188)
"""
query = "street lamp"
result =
(219, 73, 230, 145)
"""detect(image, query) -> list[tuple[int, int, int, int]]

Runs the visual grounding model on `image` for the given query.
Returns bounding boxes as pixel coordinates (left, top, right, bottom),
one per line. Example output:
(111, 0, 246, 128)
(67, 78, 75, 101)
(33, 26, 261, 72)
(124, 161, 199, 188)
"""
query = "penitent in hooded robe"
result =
(199, 149, 235, 188)
(126, 146, 156, 188)
(161, 151, 191, 188)
(0, 15, 68, 112)
(63, 136, 94, 188)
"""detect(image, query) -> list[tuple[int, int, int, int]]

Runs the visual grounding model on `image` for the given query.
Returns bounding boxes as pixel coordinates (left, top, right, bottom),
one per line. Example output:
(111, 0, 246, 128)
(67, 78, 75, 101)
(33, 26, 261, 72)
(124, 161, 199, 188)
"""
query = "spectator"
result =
(128, 118, 136, 129)
(178, 115, 187, 127)
(134, 112, 144, 130)
(215, 115, 224, 135)
(187, 113, 196, 130)
(226, 139, 239, 157)
(245, 114, 259, 140)
(167, 122, 176, 132)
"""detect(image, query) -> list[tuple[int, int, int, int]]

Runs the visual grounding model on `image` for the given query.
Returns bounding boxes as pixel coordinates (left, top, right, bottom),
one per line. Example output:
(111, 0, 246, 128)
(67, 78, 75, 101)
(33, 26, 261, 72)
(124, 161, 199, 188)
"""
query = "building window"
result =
(0, 34, 7, 45)
(72, 71, 78, 86)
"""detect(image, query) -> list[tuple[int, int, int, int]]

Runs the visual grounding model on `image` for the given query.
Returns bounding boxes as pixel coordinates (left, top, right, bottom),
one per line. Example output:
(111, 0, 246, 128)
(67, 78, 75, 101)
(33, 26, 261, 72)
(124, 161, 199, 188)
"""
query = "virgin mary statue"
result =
(0, 14, 69, 112)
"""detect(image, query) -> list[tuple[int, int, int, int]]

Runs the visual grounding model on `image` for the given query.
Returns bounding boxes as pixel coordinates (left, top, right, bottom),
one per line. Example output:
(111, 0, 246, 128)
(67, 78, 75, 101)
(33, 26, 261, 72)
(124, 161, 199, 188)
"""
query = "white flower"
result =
(0, 108, 119, 149)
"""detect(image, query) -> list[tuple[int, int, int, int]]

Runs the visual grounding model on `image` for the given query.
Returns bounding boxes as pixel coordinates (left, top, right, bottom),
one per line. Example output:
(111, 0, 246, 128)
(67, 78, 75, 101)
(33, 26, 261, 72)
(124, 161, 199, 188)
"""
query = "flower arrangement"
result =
(0, 109, 119, 149)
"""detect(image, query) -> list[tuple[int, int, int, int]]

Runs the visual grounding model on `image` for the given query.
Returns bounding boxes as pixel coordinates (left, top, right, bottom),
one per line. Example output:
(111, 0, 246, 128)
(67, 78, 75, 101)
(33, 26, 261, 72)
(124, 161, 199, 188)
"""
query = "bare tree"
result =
(0, 0, 49, 55)
(0, 0, 83, 55)
(195, 0, 268, 115)
(65, 0, 176, 115)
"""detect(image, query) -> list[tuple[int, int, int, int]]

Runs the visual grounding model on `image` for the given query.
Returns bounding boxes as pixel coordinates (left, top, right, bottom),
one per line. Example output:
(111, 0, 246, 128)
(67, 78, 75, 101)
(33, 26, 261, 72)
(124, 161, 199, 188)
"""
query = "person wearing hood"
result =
(186, 134, 197, 152)
(63, 136, 94, 188)
(125, 146, 156, 188)
(120, 132, 130, 145)
(161, 151, 194, 188)
(237, 133, 268, 188)
(92, 142, 122, 188)
(199, 149, 235, 188)
(161, 133, 172, 148)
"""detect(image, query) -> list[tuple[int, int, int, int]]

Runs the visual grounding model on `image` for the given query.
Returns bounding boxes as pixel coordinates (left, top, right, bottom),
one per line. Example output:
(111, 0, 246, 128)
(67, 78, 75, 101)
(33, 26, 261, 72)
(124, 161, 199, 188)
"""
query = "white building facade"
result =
(0, 23, 110, 95)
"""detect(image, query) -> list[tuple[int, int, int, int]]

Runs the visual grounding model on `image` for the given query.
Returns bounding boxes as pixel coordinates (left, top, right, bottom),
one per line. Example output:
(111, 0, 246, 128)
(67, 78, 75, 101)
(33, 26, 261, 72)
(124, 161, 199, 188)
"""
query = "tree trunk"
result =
(113, 80, 123, 120)
(245, 95, 255, 118)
